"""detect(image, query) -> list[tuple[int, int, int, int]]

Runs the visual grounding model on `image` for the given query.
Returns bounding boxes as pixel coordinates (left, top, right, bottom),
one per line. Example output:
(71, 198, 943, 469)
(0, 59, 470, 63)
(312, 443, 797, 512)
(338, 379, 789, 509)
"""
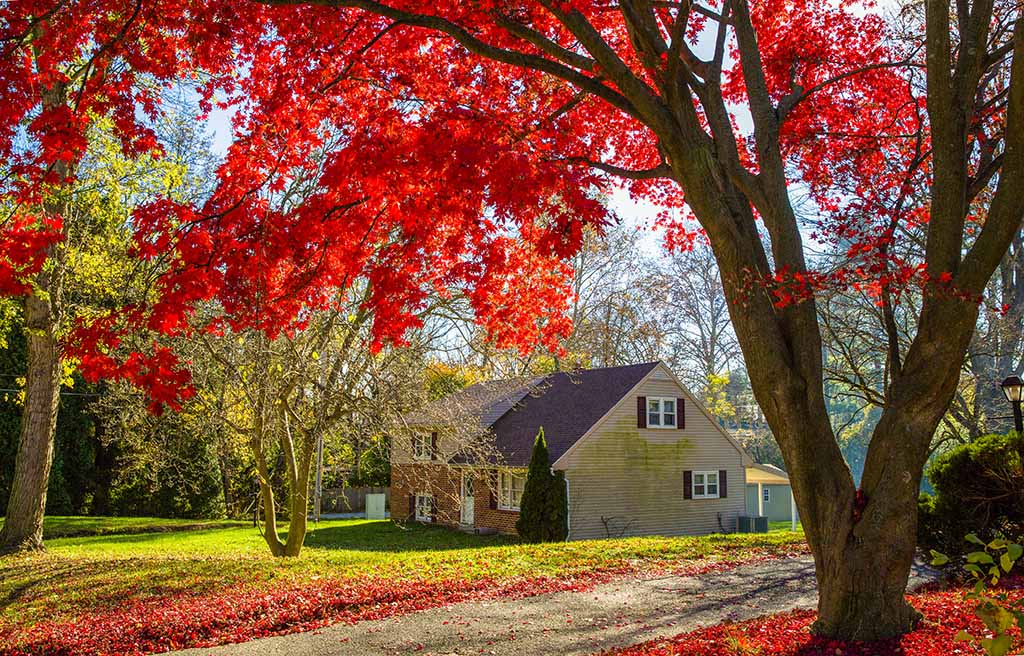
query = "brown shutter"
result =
(677, 398, 686, 429)
(719, 470, 728, 498)
(637, 396, 647, 428)
(683, 470, 693, 500)
(408, 494, 415, 519)
(489, 470, 498, 509)
(430, 431, 438, 460)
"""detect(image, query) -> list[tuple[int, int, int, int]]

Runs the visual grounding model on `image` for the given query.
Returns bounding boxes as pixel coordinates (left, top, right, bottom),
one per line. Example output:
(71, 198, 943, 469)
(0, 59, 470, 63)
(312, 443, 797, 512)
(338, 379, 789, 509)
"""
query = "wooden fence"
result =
(320, 486, 390, 513)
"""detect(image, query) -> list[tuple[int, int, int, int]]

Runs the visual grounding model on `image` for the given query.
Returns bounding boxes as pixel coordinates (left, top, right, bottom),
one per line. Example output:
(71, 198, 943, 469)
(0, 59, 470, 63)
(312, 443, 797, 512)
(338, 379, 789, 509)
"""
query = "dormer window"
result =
(647, 397, 677, 428)
(413, 432, 435, 460)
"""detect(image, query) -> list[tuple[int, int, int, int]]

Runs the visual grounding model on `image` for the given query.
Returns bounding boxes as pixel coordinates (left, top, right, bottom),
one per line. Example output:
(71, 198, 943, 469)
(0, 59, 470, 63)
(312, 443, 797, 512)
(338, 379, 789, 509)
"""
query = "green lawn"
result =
(769, 520, 803, 532)
(0, 517, 807, 641)
(0, 515, 248, 539)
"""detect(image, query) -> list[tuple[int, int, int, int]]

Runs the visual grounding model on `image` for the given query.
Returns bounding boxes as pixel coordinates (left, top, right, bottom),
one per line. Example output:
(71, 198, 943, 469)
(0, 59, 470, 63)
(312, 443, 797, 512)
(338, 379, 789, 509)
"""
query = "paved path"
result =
(175, 557, 937, 656)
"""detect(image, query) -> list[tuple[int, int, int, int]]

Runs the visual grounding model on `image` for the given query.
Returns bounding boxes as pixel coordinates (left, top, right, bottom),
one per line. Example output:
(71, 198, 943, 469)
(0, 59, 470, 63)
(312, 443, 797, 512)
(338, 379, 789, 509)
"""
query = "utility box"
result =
(738, 516, 753, 533)
(753, 516, 769, 533)
(365, 493, 386, 520)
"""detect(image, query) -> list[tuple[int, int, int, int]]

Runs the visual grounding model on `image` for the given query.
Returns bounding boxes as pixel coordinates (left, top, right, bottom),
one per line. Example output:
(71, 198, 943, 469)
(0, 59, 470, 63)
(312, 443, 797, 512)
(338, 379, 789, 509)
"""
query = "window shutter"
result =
(637, 396, 647, 428)
(430, 431, 439, 460)
(408, 494, 415, 519)
(683, 470, 693, 500)
(489, 470, 498, 509)
(719, 470, 728, 498)
(411, 434, 416, 458)
(677, 398, 686, 429)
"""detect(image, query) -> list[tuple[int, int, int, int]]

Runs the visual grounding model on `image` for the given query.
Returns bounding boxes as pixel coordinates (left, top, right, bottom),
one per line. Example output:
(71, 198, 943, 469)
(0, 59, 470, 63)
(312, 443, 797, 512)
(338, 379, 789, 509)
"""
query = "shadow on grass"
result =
(300, 520, 519, 553)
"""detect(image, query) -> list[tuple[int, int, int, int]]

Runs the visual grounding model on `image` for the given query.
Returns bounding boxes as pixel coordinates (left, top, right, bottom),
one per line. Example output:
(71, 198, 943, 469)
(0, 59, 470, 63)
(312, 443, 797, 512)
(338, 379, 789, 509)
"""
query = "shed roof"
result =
(745, 463, 790, 484)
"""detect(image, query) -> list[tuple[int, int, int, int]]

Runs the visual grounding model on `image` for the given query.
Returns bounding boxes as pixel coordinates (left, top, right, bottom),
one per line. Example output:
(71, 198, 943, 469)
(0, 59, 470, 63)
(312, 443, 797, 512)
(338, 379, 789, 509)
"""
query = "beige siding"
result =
(557, 366, 747, 540)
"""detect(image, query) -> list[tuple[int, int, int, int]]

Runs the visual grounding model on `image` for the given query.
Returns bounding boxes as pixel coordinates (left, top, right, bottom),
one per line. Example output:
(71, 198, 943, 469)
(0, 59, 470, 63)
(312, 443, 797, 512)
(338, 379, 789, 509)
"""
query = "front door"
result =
(460, 471, 475, 525)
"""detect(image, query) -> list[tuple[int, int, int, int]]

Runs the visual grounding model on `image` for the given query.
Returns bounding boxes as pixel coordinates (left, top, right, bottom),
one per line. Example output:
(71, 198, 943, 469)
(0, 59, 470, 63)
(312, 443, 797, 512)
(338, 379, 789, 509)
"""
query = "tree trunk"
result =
(810, 475, 923, 639)
(282, 438, 314, 557)
(0, 77, 70, 555)
(0, 295, 62, 553)
(252, 437, 286, 557)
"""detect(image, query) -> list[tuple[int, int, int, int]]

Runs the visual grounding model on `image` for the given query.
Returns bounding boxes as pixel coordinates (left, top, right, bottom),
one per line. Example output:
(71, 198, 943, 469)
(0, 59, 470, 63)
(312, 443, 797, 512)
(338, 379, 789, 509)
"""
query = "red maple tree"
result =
(1, 0, 1022, 642)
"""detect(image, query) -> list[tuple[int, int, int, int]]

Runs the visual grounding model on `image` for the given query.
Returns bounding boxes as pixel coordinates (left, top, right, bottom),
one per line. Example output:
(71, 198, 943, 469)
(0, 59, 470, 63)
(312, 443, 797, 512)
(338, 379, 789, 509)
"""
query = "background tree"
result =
(0, 100, 216, 548)
(564, 223, 662, 367)
(658, 240, 740, 397)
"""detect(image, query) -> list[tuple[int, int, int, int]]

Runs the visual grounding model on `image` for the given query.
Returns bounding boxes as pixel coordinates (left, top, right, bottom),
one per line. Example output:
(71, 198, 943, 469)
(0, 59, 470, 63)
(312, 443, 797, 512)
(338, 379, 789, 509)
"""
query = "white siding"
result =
(558, 368, 746, 540)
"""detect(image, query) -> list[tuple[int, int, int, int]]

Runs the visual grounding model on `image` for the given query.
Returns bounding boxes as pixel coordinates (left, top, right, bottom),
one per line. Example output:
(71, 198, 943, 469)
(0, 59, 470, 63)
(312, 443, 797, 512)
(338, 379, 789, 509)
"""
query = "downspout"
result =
(563, 471, 571, 541)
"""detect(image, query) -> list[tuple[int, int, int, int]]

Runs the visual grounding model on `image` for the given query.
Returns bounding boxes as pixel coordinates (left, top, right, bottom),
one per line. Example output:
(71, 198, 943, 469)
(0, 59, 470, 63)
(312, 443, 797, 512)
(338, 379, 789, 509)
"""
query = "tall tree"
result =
(0, 0, 237, 551)
(218, 0, 1019, 640)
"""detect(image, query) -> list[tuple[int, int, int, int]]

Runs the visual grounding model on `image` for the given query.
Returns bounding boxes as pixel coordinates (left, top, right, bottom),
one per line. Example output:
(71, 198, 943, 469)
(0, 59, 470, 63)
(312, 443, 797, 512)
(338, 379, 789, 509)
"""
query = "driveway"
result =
(174, 556, 937, 656)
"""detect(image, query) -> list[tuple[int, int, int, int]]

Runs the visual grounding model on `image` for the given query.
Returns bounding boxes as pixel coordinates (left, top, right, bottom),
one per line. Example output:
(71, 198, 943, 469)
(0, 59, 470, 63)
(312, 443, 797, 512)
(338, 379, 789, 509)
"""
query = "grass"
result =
(0, 515, 248, 539)
(769, 520, 803, 532)
(0, 517, 807, 651)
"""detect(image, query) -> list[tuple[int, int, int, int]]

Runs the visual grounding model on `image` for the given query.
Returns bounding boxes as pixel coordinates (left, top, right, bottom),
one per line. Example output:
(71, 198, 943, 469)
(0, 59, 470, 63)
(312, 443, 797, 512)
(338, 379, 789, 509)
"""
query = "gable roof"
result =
(550, 361, 753, 469)
(448, 362, 659, 466)
(406, 360, 753, 468)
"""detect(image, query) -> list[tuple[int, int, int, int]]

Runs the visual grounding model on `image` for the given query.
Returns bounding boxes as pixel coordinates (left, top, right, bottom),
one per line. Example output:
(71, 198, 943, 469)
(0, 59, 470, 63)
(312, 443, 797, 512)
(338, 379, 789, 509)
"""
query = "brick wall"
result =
(391, 463, 520, 535)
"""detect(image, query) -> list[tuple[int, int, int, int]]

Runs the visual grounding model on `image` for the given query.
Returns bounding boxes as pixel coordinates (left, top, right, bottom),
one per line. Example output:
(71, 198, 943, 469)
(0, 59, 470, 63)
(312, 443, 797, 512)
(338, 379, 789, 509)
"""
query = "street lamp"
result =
(1000, 375, 1024, 433)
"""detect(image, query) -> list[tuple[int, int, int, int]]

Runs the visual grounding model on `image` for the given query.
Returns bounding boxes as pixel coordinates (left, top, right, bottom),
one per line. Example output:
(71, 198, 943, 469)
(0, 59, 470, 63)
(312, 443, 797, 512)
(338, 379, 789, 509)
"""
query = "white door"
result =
(460, 471, 475, 525)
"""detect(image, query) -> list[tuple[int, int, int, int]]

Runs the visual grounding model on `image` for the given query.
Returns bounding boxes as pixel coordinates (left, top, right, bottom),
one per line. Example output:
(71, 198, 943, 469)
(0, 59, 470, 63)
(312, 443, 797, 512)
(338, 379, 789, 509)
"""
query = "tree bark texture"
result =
(0, 78, 71, 555)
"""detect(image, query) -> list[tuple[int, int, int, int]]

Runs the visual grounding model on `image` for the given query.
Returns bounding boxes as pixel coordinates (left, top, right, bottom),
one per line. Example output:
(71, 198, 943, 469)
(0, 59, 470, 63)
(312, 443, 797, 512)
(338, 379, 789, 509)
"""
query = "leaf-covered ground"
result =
(603, 577, 1024, 656)
(0, 518, 807, 655)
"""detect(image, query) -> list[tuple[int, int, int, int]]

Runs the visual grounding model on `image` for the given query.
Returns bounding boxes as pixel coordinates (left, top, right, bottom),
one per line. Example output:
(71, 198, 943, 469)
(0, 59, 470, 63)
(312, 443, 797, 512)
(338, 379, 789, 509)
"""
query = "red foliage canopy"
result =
(0, 0, 1004, 405)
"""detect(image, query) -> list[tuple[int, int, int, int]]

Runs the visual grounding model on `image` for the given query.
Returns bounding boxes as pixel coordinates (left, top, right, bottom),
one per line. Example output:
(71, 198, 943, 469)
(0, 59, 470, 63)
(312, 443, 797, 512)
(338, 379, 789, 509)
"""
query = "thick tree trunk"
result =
(0, 294, 62, 553)
(810, 476, 923, 639)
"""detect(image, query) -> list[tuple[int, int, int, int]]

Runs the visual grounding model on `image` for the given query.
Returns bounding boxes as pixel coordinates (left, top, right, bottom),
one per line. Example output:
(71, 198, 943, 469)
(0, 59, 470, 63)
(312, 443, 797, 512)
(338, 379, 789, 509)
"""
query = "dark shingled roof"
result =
(404, 376, 544, 427)
(490, 362, 660, 466)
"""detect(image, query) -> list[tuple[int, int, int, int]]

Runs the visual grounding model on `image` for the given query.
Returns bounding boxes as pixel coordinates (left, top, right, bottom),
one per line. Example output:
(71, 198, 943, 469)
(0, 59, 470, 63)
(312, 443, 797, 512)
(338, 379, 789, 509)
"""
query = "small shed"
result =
(745, 463, 798, 530)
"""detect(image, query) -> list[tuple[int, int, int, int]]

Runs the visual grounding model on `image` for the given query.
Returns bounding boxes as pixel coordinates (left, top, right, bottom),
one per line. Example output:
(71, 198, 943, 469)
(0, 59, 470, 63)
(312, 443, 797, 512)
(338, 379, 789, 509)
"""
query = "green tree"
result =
(516, 428, 567, 542)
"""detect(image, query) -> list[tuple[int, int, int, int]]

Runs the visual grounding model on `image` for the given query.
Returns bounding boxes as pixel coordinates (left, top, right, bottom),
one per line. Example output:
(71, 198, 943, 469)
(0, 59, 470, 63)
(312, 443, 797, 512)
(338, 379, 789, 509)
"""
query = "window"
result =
(692, 471, 720, 499)
(413, 433, 433, 460)
(499, 470, 526, 510)
(647, 397, 677, 428)
(415, 493, 434, 522)
(763, 487, 771, 503)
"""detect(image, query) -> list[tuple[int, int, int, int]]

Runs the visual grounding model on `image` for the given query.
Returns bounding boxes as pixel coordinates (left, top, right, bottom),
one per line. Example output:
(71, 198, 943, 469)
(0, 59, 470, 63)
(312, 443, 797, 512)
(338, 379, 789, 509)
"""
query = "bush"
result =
(918, 431, 1024, 558)
(515, 428, 568, 542)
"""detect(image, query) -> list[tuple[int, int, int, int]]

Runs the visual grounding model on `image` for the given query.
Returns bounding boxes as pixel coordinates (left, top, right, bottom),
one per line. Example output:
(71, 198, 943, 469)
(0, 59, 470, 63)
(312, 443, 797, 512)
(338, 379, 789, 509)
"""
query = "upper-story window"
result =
(647, 397, 677, 428)
(413, 433, 434, 460)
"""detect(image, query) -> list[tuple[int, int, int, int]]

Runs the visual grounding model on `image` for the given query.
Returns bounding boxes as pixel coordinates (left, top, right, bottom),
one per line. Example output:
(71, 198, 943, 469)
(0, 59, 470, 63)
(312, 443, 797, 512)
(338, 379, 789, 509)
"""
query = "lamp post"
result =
(1000, 375, 1024, 433)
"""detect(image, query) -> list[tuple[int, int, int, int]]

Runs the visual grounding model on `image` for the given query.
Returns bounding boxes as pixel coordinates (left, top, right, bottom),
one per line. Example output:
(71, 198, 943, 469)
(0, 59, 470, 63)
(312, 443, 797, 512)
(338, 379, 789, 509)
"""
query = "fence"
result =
(320, 486, 390, 513)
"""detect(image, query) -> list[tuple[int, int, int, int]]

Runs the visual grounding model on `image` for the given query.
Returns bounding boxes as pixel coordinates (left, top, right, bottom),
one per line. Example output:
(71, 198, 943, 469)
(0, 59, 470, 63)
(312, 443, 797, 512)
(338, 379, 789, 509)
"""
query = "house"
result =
(391, 361, 756, 540)
(745, 463, 798, 528)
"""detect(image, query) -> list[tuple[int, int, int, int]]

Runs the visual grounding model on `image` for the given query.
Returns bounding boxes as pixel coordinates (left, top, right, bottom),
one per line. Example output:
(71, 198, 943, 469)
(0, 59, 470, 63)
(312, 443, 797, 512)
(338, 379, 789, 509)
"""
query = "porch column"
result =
(757, 482, 764, 517)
